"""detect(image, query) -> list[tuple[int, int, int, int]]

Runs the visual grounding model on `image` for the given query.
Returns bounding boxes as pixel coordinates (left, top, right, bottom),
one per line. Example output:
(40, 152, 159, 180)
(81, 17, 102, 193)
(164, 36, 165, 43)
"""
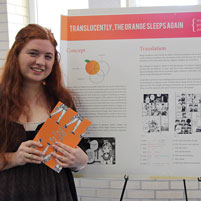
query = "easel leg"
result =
(183, 179, 188, 201)
(120, 175, 129, 201)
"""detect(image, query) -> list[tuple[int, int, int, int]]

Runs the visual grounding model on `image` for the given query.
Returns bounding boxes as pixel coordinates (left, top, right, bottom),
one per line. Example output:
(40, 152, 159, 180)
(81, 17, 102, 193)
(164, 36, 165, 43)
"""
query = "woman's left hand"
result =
(51, 142, 88, 170)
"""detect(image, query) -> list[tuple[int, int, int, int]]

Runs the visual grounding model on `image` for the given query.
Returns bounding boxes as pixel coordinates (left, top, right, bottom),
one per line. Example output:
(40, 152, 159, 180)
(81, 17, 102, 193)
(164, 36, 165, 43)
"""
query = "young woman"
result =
(0, 24, 88, 201)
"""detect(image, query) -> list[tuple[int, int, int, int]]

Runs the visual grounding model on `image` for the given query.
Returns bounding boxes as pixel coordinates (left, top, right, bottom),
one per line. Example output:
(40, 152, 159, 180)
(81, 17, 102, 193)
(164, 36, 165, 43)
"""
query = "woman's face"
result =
(18, 39, 55, 84)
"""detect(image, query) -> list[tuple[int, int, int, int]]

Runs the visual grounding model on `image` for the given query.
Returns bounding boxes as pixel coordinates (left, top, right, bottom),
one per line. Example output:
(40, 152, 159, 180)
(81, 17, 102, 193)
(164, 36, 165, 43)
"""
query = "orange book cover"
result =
(34, 101, 92, 173)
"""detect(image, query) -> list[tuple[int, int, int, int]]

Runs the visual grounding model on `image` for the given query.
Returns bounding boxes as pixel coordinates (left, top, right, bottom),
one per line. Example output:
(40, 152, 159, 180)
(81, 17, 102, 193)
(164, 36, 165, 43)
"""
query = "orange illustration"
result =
(85, 60, 100, 75)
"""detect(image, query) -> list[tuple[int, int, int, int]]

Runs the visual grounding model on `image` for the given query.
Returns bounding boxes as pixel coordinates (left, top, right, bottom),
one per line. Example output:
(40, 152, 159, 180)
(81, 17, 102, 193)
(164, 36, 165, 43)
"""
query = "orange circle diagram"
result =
(85, 60, 100, 75)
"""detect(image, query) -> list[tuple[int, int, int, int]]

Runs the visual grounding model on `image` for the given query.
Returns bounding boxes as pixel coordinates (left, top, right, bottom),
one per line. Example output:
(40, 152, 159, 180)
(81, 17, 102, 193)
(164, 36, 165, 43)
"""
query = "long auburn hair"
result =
(0, 24, 75, 156)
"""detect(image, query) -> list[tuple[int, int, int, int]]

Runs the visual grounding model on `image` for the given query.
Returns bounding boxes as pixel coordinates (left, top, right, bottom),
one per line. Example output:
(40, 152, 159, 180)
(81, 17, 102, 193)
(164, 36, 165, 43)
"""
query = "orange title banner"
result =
(61, 12, 201, 41)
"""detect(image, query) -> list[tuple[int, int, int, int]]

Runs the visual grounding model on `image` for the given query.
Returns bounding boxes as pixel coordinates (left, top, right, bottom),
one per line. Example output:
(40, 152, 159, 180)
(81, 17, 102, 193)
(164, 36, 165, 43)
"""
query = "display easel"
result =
(183, 177, 201, 201)
(119, 176, 201, 200)
(183, 179, 188, 201)
(120, 175, 129, 201)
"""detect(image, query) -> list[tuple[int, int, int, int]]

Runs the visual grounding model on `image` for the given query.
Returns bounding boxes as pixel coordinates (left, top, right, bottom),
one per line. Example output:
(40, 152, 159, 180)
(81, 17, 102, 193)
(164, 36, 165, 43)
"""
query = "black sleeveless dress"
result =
(0, 122, 81, 201)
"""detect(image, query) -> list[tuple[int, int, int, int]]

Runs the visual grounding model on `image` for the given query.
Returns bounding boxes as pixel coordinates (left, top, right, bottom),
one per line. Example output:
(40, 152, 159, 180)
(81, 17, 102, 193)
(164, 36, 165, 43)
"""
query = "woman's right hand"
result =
(12, 140, 44, 166)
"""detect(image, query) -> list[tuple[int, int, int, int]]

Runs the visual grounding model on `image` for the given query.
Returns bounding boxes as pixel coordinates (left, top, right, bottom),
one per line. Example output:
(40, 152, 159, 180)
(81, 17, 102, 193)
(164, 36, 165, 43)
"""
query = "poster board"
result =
(60, 6, 201, 178)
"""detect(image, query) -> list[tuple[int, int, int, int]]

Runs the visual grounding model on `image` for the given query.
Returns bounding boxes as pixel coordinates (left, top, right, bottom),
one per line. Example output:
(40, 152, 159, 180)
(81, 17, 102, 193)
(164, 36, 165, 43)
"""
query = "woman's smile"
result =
(18, 39, 55, 83)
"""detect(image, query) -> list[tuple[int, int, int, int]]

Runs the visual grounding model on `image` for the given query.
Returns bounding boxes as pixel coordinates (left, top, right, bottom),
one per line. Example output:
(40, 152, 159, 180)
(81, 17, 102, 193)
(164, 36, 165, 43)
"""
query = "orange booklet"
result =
(34, 101, 92, 173)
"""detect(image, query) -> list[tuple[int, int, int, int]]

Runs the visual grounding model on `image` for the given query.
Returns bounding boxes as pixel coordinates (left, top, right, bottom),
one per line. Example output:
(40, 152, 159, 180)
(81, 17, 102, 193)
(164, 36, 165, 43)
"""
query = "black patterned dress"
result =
(0, 122, 81, 201)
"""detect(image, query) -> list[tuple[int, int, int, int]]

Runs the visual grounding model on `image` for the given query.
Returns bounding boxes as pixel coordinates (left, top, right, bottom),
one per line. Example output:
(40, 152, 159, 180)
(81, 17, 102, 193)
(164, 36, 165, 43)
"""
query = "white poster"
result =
(60, 6, 201, 178)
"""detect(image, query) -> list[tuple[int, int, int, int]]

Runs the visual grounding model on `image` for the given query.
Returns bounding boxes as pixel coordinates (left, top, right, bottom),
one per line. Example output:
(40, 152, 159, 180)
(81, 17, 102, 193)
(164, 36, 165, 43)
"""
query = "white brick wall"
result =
(75, 177, 201, 201)
(0, 0, 29, 68)
(1, 1, 201, 201)
(0, 1, 9, 67)
(7, 0, 29, 47)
